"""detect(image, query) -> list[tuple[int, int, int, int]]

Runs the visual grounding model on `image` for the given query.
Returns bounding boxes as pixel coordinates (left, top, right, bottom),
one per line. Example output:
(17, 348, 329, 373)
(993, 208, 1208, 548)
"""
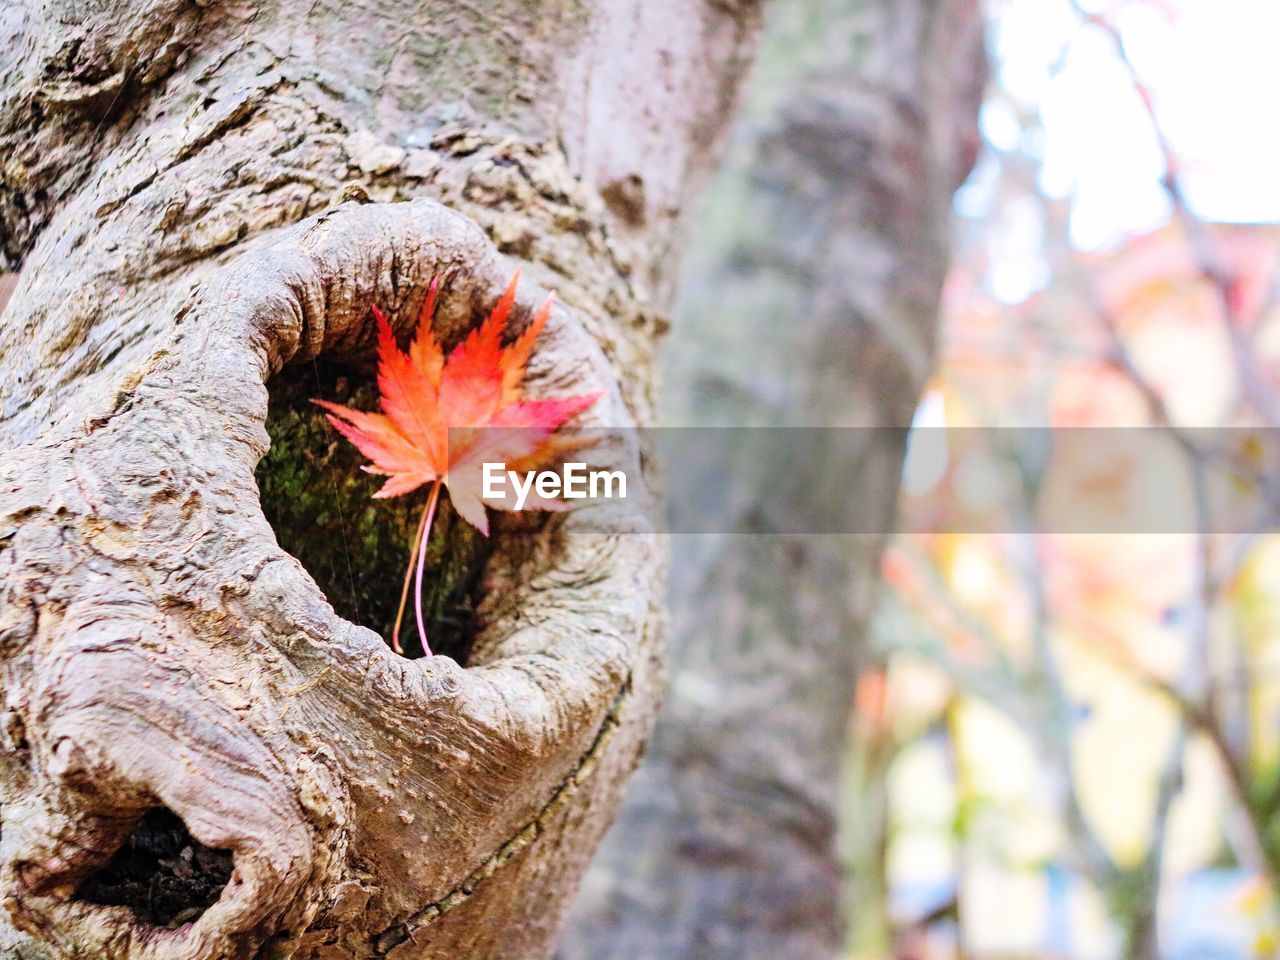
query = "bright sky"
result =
(974, 0, 1280, 257)
(915, 0, 1280, 454)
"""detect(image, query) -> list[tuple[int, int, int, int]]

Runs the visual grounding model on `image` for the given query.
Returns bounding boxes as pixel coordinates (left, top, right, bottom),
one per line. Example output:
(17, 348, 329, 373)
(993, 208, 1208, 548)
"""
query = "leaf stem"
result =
(414, 480, 444, 657)
(391, 503, 430, 654)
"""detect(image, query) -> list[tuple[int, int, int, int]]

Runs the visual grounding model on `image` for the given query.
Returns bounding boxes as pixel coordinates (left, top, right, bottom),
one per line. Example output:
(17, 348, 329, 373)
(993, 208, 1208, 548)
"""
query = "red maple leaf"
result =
(313, 272, 602, 654)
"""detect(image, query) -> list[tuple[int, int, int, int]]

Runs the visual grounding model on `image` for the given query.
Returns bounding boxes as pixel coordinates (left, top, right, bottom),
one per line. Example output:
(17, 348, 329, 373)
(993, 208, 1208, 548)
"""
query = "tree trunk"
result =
(0, 3, 759, 958)
(562, 1, 985, 958)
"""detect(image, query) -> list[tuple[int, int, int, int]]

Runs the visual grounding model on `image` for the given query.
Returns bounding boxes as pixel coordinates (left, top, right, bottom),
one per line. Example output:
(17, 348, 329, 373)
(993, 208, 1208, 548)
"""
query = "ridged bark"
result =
(0, 1, 759, 957)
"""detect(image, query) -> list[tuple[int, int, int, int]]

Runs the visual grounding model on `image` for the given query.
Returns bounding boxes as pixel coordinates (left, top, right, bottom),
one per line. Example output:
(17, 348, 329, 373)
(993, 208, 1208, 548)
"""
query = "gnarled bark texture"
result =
(0, 2, 759, 958)
(562, 1, 985, 958)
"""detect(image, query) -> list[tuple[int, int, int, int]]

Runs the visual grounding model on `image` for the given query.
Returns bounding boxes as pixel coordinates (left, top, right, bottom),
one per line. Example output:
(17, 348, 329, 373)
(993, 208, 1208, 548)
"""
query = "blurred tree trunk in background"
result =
(562, 2, 985, 958)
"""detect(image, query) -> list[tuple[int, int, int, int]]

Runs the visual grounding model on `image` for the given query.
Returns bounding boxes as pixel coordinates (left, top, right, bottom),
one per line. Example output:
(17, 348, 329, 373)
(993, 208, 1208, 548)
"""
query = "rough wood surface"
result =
(0, 1, 760, 957)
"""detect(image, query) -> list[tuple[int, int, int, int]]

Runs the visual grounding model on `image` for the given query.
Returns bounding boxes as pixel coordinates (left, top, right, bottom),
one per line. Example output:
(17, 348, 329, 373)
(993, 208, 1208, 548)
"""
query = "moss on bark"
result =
(255, 359, 489, 662)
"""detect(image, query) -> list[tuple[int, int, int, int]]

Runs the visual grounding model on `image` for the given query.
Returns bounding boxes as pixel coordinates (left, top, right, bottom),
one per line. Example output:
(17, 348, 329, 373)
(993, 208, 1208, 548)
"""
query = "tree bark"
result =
(562, 1, 985, 958)
(0, 2, 759, 958)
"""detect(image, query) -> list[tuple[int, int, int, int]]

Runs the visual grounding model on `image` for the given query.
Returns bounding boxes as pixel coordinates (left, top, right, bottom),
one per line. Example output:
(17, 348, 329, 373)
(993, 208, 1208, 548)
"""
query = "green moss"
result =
(255, 360, 489, 662)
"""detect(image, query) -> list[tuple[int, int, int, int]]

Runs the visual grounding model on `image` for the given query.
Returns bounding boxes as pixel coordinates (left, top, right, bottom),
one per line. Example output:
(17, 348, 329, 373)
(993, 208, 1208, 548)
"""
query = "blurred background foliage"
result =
(842, 1, 1280, 957)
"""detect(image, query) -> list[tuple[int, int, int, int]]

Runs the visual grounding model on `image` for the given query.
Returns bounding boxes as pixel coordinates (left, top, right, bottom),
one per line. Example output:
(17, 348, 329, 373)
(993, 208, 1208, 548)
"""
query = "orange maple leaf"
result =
(312, 271, 602, 655)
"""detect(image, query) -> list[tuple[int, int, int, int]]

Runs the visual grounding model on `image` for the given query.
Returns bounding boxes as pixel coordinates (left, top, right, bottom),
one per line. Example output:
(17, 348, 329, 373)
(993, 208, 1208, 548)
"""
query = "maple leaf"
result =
(312, 272, 602, 655)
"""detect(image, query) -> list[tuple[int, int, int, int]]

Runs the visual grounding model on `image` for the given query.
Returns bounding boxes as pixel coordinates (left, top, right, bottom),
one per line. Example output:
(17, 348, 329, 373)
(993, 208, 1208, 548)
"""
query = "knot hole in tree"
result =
(252, 274, 575, 663)
(74, 809, 234, 929)
(257, 355, 490, 662)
